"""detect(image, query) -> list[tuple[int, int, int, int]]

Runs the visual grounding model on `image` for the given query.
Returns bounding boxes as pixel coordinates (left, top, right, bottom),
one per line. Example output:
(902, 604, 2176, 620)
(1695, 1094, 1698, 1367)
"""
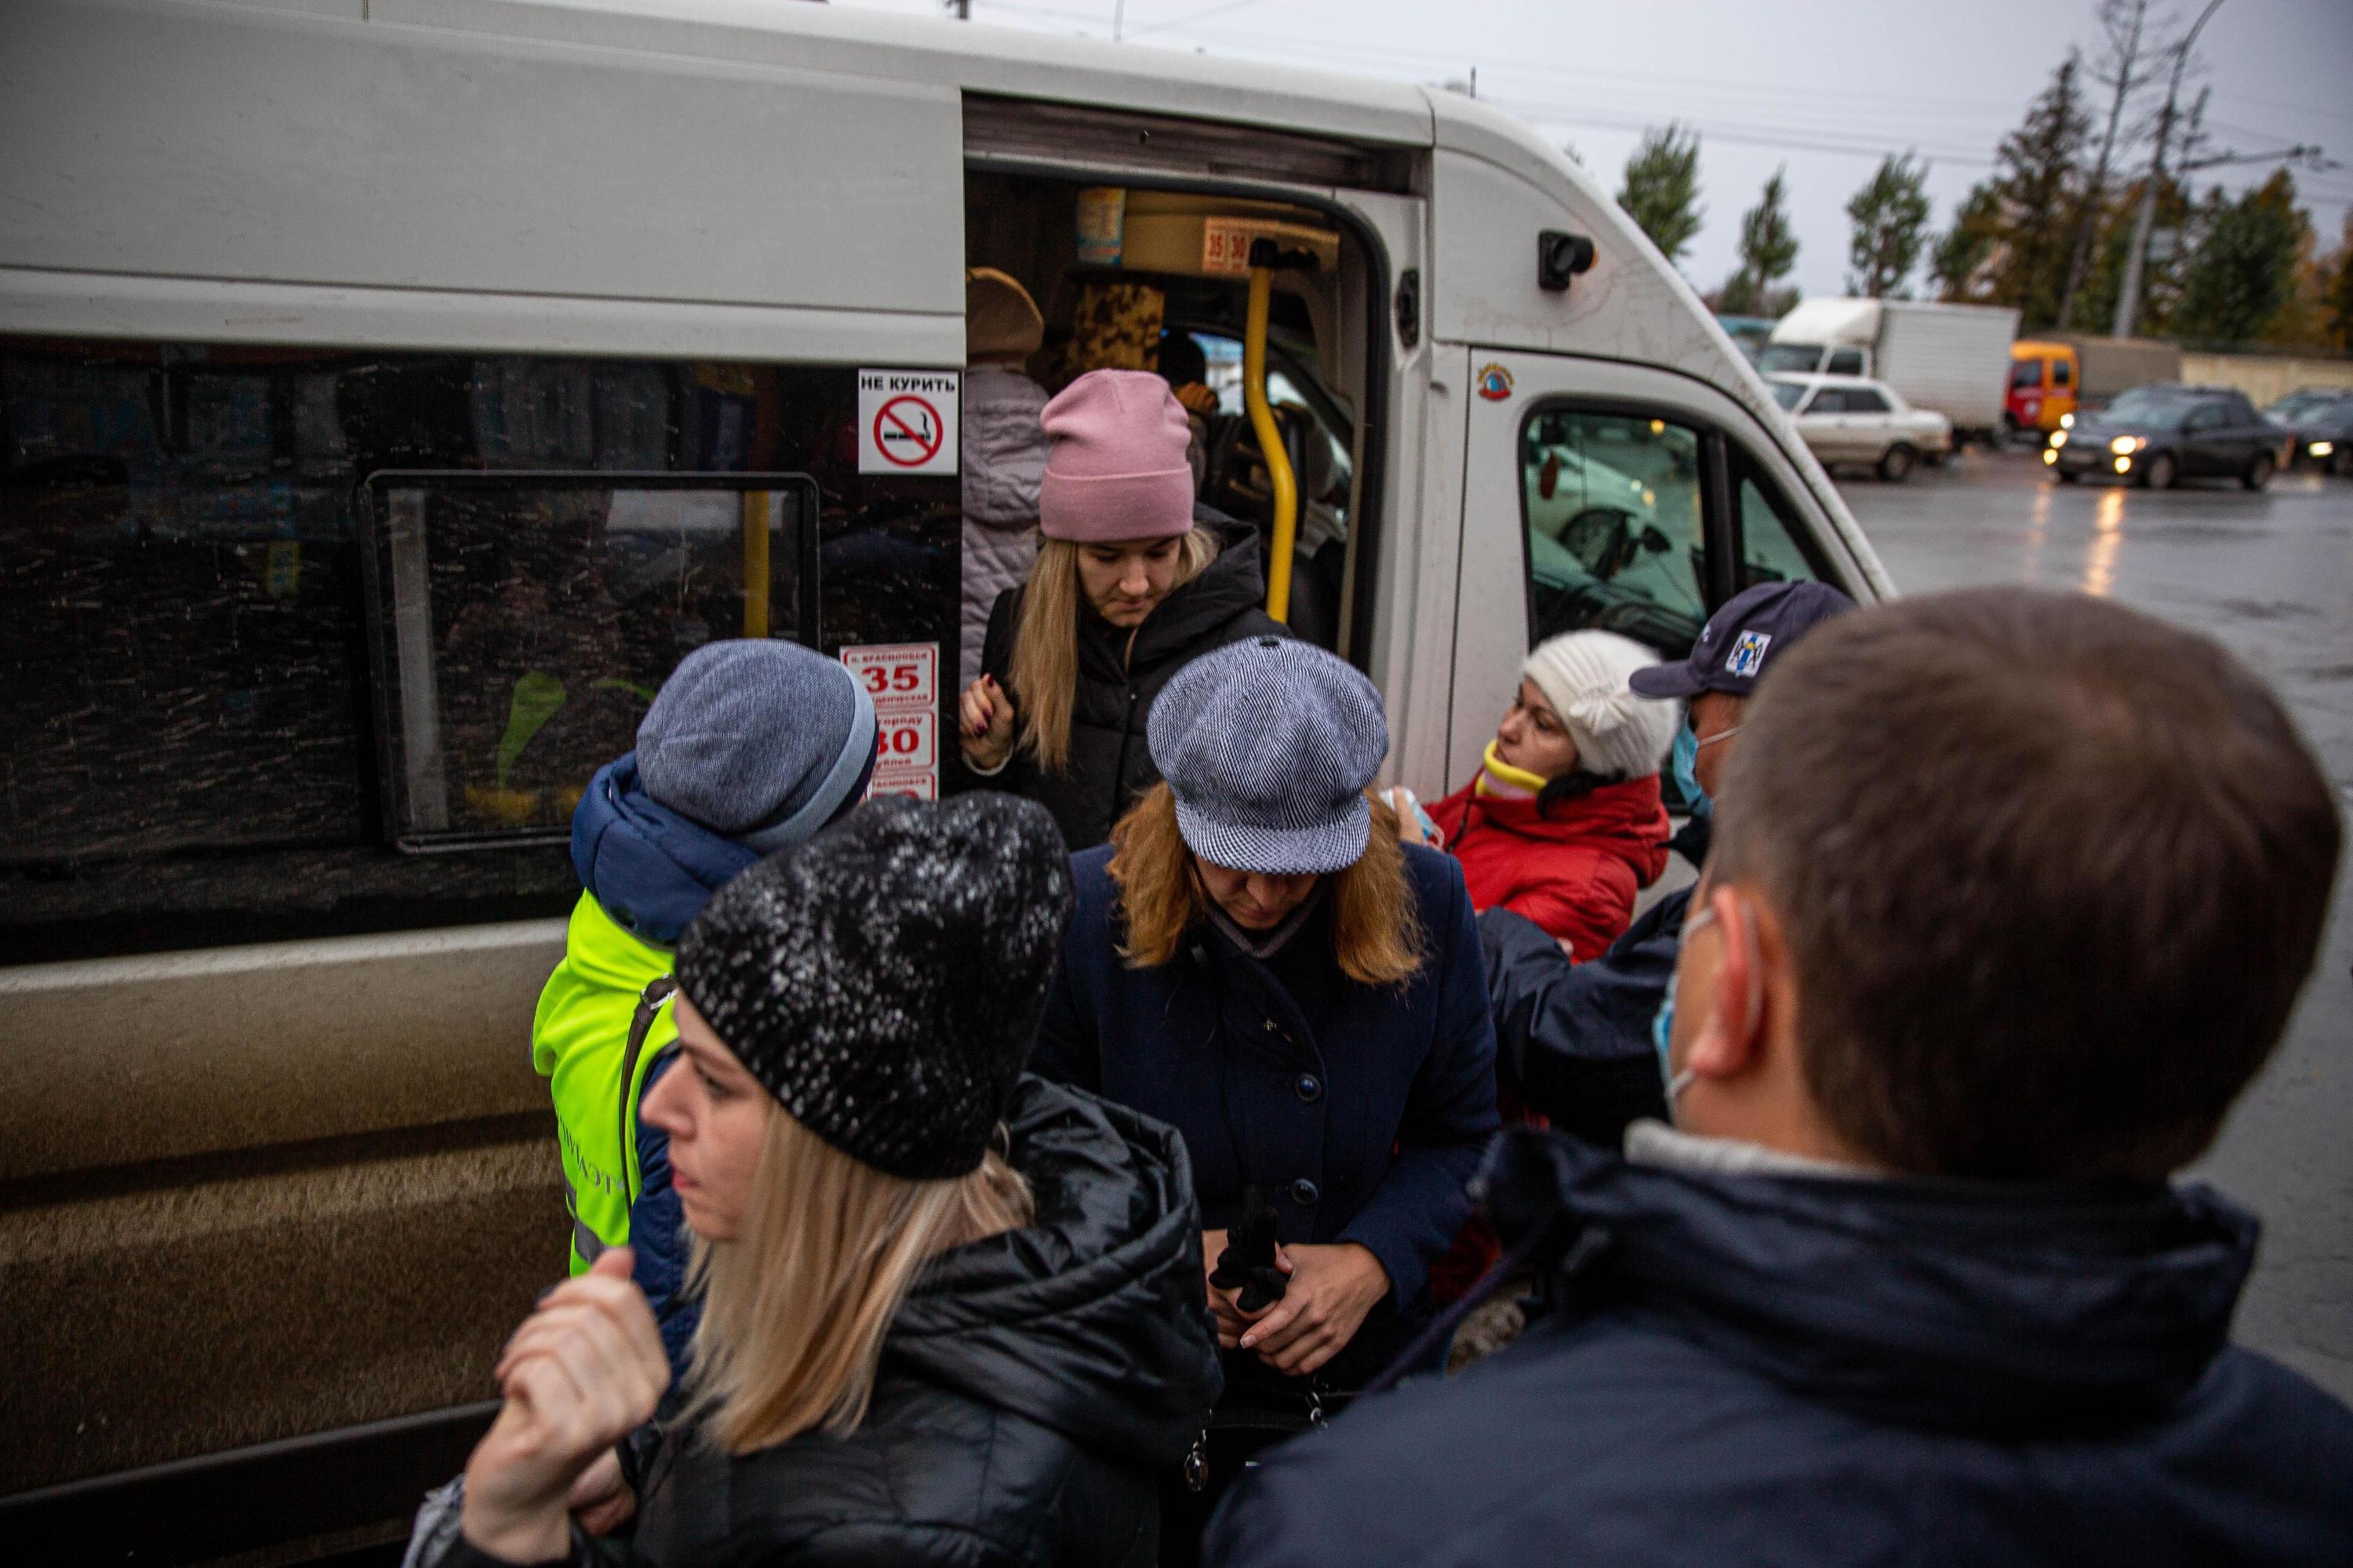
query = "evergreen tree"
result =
(2322, 214, 2353, 354)
(1930, 184, 2004, 302)
(2173, 171, 2311, 345)
(1987, 54, 2093, 329)
(1846, 152, 1933, 297)
(1618, 123, 1705, 266)
(1721, 168, 1799, 315)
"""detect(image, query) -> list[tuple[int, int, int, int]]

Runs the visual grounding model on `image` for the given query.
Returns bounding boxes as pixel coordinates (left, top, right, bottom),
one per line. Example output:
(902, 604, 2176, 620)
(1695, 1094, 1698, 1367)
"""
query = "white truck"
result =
(1760, 299, 2020, 449)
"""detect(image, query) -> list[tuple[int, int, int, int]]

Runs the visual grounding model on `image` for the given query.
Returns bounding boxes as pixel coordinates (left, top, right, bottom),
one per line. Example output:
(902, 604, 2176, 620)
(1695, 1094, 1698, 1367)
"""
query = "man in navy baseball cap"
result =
(1472, 580, 1857, 1151)
(1634, 581, 1858, 835)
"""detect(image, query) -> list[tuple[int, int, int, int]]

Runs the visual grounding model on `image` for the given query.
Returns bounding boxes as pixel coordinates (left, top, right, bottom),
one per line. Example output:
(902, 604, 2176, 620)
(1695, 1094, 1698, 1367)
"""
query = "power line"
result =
(1128, 0, 1268, 38)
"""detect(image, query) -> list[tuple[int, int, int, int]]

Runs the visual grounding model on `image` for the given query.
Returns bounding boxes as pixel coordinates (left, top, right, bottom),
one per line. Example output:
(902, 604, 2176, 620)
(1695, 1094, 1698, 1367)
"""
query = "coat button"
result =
(1294, 1074, 1322, 1103)
(1289, 1177, 1320, 1206)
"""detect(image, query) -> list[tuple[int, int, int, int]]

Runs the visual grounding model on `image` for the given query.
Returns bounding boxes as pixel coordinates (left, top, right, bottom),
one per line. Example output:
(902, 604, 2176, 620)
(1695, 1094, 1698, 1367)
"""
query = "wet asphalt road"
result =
(1842, 445, 2353, 1402)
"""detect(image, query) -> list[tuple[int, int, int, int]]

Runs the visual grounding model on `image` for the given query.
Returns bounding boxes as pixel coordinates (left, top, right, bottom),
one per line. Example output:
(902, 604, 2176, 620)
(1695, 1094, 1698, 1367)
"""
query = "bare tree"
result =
(2058, 0, 2155, 328)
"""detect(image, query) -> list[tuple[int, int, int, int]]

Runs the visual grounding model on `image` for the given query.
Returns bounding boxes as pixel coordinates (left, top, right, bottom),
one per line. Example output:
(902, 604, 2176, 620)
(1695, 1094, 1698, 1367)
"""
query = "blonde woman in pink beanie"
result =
(958, 369, 1286, 850)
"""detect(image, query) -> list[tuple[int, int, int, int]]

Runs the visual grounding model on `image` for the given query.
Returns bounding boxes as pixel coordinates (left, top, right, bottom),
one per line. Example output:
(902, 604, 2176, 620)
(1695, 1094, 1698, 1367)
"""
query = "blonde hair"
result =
(1106, 783, 1425, 987)
(683, 1104, 1033, 1454)
(1007, 529, 1220, 773)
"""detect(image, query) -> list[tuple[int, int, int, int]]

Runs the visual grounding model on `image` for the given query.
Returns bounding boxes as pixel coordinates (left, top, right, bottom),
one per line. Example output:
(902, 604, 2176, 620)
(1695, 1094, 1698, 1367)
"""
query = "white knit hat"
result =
(1519, 631, 1682, 780)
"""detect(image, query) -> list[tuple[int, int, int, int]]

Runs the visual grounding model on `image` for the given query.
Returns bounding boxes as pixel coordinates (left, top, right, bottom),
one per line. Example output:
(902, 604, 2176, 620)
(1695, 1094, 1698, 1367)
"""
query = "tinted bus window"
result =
(363, 474, 818, 848)
(1, 342, 957, 962)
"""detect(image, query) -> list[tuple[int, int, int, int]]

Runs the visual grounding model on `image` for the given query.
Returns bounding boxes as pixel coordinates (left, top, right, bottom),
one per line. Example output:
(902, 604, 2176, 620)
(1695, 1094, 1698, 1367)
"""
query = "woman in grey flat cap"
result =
(1030, 636, 1500, 1566)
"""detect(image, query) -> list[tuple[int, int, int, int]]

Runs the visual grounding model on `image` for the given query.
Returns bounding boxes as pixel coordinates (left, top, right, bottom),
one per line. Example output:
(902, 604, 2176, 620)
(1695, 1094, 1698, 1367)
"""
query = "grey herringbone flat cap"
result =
(1147, 636, 1389, 875)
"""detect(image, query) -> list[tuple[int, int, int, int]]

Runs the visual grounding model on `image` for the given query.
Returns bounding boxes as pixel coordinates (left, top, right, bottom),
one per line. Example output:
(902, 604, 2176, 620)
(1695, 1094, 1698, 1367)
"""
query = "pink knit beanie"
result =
(1038, 369, 1196, 542)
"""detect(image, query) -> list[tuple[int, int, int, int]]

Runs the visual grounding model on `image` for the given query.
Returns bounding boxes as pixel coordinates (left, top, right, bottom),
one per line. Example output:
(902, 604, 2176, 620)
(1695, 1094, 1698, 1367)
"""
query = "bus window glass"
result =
(1733, 452, 1828, 592)
(0, 340, 955, 962)
(1520, 408, 1706, 657)
(365, 475, 817, 847)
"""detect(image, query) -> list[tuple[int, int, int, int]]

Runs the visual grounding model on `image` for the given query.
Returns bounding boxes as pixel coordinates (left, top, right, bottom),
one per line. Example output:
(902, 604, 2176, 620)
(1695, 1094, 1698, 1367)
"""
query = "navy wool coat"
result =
(1032, 842, 1500, 1321)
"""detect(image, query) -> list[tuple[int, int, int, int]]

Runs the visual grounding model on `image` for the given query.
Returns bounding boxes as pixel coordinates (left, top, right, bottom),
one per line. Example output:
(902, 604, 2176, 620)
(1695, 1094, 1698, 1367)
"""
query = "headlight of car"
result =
(2060, 413, 2075, 430)
(2313, 439, 2336, 457)
(2108, 435, 2144, 455)
(2051, 430, 2068, 448)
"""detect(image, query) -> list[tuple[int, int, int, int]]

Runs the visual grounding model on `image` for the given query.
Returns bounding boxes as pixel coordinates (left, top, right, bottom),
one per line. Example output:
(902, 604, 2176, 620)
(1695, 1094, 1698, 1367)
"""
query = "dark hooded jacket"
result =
(453, 1077, 1223, 1568)
(1476, 896, 1682, 1146)
(1206, 1128, 2353, 1568)
(976, 522, 1285, 851)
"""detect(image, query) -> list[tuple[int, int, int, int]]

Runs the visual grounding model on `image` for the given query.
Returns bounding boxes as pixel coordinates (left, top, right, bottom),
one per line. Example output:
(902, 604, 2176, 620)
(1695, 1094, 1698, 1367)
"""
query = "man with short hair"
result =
(1482, 579, 1853, 1144)
(1208, 588, 2352, 1566)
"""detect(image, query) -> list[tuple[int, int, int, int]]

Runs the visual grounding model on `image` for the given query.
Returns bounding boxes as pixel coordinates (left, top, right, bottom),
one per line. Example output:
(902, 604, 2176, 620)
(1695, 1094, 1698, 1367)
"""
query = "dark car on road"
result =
(2266, 389, 2352, 477)
(2046, 384, 2288, 491)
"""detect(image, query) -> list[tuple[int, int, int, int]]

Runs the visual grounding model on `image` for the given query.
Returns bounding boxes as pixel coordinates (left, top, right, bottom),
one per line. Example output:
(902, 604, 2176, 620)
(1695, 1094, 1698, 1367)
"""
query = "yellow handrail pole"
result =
(741, 491, 771, 638)
(1244, 263, 1297, 624)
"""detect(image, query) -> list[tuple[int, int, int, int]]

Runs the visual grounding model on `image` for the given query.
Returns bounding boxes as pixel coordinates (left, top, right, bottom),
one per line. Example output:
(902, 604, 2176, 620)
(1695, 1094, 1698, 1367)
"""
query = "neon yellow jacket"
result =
(533, 892, 678, 1273)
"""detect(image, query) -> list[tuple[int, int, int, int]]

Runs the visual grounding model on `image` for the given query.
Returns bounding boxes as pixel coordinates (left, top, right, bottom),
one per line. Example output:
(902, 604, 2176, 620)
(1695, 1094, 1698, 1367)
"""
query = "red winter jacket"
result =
(1428, 773, 1671, 964)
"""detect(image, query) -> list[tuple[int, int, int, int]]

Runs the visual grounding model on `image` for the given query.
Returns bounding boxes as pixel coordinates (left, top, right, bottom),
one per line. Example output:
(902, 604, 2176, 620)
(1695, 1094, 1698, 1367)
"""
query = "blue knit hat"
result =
(636, 641, 877, 850)
(1148, 636, 1389, 875)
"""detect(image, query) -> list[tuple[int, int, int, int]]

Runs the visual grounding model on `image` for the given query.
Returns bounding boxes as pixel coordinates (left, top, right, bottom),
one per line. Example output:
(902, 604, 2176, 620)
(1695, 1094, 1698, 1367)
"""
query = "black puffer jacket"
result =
(459, 1078, 1223, 1568)
(978, 523, 1286, 851)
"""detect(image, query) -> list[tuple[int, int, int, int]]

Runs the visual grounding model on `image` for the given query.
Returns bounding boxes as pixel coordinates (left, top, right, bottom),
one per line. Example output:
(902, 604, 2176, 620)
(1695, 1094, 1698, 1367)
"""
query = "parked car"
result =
(1770, 373, 1953, 482)
(2267, 389, 2353, 475)
(2046, 384, 2289, 489)
(1760, 298, 2017, 446)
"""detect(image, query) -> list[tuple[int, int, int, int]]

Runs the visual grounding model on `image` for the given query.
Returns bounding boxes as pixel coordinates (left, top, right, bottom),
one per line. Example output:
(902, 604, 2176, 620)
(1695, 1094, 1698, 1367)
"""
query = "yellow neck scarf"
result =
(1474, 739, 1548, 801)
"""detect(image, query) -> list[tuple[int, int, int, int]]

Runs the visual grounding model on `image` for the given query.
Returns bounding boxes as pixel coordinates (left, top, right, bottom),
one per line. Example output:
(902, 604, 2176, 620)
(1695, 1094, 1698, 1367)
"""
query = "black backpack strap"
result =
(618, 976, 678, 1206)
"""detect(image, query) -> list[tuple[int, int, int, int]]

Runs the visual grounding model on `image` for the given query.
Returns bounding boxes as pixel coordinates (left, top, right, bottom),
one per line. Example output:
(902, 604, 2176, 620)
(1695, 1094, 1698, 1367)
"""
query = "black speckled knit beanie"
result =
(673, 792, 1073, 1179)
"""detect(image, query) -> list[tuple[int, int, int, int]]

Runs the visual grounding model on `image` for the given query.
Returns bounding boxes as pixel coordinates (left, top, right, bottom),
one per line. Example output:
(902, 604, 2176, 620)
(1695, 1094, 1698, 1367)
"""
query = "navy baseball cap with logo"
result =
(1630, 580, 1857, 700)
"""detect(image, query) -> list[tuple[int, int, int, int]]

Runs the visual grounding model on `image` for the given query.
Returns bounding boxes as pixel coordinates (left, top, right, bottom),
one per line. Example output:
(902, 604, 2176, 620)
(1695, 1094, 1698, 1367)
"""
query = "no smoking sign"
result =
(857, 369, 961, 475)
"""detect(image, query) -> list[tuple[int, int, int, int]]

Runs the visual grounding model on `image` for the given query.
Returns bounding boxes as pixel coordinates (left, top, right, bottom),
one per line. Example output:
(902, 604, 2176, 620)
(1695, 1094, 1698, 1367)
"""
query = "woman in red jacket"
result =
(1412, 630, 1680, 964)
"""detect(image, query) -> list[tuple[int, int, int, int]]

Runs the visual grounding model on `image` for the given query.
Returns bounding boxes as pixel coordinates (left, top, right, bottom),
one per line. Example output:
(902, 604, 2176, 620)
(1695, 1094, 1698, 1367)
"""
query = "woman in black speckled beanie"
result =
(449, 792, 1223, 1568)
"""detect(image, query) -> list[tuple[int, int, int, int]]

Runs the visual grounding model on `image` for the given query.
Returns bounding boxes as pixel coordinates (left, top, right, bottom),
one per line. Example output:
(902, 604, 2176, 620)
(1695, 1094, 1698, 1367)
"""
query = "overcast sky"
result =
(837, 0, 2353, 302)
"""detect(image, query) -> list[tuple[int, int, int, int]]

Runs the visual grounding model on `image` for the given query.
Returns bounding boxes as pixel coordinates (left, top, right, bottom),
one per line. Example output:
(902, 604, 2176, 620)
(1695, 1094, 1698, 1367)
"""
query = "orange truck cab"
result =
(2007, 340, 2078, 436)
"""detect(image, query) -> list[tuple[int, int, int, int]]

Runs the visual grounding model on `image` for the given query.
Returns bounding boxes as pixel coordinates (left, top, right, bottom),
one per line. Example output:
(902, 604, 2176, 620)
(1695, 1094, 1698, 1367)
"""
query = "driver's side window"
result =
(1519, 407, 1707, 658)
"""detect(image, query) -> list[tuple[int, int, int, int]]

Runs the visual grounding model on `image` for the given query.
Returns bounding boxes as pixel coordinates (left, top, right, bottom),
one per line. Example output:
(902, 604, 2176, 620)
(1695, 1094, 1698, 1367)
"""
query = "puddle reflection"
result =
(2082, 488, 2126, 598)
(2025, 482, 2052, 583)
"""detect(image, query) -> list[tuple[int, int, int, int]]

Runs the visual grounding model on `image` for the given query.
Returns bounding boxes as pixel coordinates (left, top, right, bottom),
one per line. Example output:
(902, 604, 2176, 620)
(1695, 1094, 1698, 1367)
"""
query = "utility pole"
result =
(2112, 0, 2222, 339)
(2058, 0, 2149, 332)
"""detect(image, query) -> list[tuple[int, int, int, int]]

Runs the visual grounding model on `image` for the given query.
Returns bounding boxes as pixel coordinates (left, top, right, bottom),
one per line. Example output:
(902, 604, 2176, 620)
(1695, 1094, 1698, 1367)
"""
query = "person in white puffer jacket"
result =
(960, 269, 1055, 689)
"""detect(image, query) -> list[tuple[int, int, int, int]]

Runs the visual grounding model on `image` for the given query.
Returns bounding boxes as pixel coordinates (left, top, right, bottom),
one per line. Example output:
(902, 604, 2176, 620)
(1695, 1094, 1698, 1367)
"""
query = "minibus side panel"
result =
(1325, 189, 1452, 791)
(0, 0, 963, 339)
(1373, 344, 1467, 799)
(0, 924, 562, 1182)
